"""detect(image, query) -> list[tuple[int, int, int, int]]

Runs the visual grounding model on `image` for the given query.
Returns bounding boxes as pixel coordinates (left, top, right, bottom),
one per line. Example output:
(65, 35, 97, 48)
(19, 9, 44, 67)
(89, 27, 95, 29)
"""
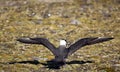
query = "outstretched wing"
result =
(67, 37, 114, 56)
(17, 38, 57, 55)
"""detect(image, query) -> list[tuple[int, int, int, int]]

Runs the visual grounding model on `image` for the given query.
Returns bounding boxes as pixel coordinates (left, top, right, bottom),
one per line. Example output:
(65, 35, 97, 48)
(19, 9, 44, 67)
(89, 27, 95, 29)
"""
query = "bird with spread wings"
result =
(17, 37, 113, 63)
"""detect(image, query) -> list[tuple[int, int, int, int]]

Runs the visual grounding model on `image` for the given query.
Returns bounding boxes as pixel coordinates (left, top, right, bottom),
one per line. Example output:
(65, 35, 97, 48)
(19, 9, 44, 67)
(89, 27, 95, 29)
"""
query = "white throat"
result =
(60, 40, 66, 46)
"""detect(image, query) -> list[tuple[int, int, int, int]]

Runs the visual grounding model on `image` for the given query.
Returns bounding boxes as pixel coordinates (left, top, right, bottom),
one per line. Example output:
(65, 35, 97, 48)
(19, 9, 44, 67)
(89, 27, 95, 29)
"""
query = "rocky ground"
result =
(0, 0, 120, 72)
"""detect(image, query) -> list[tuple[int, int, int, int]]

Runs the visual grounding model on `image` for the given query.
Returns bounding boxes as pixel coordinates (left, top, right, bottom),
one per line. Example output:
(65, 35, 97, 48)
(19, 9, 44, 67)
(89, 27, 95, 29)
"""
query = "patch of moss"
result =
(0, 0, 119, 72)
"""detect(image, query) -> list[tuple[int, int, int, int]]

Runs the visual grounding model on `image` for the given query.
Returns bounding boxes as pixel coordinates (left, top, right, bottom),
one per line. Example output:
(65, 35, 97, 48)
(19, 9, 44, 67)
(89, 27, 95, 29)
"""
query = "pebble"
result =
(70, 19, 82, 25)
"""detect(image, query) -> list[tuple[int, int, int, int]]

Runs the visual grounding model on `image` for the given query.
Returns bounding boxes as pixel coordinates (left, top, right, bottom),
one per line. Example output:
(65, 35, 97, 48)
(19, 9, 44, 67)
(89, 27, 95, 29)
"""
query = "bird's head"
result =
(60, 39, 67, 47)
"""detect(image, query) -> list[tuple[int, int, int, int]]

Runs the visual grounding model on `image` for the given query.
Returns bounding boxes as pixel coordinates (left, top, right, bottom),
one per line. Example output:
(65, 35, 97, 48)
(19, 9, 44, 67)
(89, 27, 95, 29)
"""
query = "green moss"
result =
(0, 0, 119, 72)
(98, 67, 115, 72)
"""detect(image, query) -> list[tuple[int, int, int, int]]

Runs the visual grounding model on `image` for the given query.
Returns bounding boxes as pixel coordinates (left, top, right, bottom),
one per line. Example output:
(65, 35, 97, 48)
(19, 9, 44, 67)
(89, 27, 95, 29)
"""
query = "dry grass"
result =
(0, 0, 120, 72)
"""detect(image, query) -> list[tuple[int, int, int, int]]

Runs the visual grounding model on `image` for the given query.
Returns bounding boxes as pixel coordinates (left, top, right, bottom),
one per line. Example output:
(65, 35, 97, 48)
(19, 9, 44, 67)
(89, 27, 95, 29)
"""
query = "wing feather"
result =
(17, 38, 57, 55)
(67, 37, 113, 56)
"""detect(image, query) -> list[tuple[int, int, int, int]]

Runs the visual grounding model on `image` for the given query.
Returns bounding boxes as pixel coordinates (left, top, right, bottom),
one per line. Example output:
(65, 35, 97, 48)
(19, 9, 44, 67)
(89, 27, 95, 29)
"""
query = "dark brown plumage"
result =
(17, 37, 113, 63)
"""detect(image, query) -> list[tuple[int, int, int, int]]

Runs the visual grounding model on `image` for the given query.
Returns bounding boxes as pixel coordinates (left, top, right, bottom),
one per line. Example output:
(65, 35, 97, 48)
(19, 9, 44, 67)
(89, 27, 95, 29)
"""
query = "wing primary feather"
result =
(86, 37, 114, 45)
(17, 38, 40, 44)
(17, 38, 57, 55)
(67, 37, 114, 56)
